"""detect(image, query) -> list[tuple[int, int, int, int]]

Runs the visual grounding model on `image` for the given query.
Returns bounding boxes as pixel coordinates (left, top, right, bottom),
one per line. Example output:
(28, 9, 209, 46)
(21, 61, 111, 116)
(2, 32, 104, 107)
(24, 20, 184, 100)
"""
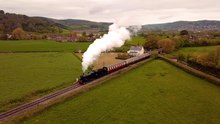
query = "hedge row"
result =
(158, 55, 220, 86)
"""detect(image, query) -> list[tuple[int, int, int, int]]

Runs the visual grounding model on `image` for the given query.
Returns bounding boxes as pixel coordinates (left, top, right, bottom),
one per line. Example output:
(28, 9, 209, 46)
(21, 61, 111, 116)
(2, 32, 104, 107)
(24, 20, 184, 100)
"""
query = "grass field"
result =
(114, 36, 146, 52)
(0, 52, 82, 112)
(172, 45, 220, 55)
(127, 36, 145, 45)
(0, 40, 91, 52)
(21, 60, 220, 124)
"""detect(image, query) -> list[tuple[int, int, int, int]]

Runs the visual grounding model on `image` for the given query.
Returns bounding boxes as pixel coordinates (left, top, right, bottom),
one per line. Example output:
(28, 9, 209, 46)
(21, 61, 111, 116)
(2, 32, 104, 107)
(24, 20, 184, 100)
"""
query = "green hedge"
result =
(158, 55, 220, 86)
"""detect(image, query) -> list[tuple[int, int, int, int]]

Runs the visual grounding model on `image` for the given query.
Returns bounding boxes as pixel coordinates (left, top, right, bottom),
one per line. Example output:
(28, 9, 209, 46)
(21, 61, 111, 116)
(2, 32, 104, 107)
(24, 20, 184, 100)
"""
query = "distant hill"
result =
(1, 10, 219, 34)
(52, 19, 111, 31)
(142, 20, 220, 31)
(0, 10, 69, 34)
(0, 10, 111, 34)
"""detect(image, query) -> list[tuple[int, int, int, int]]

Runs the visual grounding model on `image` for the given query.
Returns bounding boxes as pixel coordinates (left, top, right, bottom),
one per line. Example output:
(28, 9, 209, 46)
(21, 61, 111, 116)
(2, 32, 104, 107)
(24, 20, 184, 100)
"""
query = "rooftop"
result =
(129, 46, 143, 51)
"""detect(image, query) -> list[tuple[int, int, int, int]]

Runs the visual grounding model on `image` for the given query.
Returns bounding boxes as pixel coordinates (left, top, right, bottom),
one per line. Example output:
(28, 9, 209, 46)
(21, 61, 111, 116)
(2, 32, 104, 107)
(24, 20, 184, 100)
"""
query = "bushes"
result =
(150, 51, 159, 58)
(176, 47, 220, 77)
(191, 47, 219, 69)
(157, 38, 176, 53)
(159, 55, 220, 85)
(143, 34, 159, 50)
(12, 27, 26, 40)
(189, 39, 220, 47)
(143, 35, 176, 53)
(115, 53, 131, 60)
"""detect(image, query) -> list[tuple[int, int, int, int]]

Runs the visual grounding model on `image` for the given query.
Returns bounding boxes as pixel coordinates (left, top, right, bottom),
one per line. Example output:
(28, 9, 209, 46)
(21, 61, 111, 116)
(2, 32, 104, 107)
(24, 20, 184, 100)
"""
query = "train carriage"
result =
(105, 61, 127, 73)
(78, 52, 153, 85)
(125, 53, 150, 65)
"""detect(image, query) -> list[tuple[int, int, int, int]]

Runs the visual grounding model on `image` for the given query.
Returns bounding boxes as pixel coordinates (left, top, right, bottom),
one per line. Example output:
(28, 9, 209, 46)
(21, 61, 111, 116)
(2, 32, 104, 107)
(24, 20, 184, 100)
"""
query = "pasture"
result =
(0, 40, 89, 112)
(172, 45, 220, 55)
(0, 52, 82, 112)
(21, 60, 220, 124)
(114, 36, 145, 52)
(0, 40, 91, 52)
(127, 36, 145, 45)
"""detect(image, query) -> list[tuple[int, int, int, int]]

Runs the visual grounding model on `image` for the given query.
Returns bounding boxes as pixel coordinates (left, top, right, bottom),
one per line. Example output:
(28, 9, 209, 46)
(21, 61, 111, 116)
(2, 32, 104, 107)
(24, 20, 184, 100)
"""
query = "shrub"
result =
(116, 53, 131, 60)
(157, 38, 176, 53)
(12, 27, 26, 40)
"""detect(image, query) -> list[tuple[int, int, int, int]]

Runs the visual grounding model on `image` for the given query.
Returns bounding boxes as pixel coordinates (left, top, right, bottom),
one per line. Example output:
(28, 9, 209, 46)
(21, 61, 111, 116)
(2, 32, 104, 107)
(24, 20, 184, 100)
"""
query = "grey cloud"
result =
(0, 0, 219, 25)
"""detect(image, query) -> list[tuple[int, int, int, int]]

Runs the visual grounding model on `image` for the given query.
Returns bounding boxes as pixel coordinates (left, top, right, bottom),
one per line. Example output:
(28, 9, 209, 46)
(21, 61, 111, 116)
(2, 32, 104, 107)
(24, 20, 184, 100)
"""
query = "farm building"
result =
(127, 46, 144, 56)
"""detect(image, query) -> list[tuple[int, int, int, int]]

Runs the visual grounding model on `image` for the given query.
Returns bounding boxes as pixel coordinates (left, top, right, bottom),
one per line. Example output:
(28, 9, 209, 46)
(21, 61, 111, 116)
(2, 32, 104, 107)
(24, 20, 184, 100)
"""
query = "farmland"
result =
(114, 36, 145, 52)
(0, 52, 82, 112)
(0, 40, 91, 52)
(0, 40, 90, 112)
(172, 45, 220, 55)
(21, 60, 220, 124)
(127, 36, 145, 45)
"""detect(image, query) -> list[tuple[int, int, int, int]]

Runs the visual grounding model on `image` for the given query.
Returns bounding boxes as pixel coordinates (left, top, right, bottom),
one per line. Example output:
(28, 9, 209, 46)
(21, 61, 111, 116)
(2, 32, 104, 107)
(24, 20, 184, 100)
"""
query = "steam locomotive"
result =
(78, 52, 152, 85)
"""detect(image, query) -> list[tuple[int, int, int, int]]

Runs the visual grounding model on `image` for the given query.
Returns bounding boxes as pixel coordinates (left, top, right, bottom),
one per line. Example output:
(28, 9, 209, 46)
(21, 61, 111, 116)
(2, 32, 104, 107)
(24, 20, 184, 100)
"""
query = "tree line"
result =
(142, 30, 220, 53)
(0, 10, 65, 35)
(177, 47, 220, 77)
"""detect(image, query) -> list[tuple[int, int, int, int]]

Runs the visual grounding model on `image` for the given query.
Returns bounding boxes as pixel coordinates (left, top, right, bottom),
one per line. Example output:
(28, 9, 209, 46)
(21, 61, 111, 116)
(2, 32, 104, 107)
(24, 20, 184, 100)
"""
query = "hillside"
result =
(0, 10, 111, 34)
(52, 19, 111, 31)
(0, 10, 69, 34)
(1, 10, 219, 34)
(142, 20, 220, 31)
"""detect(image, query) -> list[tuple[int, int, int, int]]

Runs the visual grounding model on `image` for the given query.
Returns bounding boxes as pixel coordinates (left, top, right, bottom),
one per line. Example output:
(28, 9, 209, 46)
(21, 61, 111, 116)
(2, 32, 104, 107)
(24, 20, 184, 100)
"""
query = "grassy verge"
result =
(21, 60, 220, 124)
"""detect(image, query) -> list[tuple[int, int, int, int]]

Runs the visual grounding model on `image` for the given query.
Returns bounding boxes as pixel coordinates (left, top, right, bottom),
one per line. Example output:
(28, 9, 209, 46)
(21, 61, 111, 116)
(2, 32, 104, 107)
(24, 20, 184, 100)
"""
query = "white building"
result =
(127, 46, 144, 56)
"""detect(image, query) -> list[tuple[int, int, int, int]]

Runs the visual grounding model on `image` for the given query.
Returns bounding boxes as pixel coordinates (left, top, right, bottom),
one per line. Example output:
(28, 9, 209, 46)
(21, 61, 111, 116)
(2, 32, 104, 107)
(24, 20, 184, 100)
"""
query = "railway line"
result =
(0, 83, 80, 121)
(0, 51, 160, 122)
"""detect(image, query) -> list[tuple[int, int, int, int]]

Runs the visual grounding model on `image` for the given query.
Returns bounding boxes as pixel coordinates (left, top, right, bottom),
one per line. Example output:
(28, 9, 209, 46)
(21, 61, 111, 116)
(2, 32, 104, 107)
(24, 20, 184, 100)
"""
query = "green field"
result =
(127, 36, 145, 45)
(0, 52, 82, 111)
(115, 36, 146, 52)
(172, 45, 220, 55)
(0, 40, 89, 112)
(0, 40, 91, 52)
(22, 60, 220, 124)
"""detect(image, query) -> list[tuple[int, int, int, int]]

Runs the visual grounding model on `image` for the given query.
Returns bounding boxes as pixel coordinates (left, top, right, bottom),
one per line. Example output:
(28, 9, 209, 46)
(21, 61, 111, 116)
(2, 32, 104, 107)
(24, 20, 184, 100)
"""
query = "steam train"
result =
(78, 52, 155, 85)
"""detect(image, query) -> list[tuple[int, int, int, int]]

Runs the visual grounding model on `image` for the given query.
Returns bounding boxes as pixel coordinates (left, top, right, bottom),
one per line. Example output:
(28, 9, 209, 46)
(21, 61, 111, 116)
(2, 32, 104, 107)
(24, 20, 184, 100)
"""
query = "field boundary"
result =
(72, 53, 82, 62)
(0, 51, 65, 54)
(158, 55, 220, 86)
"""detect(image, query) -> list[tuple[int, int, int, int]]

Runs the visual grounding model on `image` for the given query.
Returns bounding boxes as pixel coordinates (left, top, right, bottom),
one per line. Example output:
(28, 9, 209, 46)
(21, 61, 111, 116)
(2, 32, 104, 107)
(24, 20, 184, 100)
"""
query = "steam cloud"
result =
(128, 25, 142, 36)
(82, 23, 130, 72)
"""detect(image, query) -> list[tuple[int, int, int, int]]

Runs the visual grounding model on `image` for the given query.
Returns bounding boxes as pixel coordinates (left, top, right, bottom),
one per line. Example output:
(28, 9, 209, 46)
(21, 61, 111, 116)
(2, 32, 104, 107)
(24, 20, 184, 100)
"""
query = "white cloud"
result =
(0, 0, 219, 25)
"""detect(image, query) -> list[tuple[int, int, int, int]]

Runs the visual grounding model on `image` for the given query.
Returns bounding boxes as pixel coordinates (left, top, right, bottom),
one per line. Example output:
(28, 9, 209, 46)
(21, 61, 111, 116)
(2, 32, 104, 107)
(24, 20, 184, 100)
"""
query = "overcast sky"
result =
(0, 0, 219, 25)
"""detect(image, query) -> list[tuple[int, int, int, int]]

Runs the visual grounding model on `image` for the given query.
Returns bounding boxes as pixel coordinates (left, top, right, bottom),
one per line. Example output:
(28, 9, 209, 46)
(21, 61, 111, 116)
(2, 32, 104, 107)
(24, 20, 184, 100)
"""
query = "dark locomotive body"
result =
(78, 68, 107, 84)
(78, 52, 152, 85)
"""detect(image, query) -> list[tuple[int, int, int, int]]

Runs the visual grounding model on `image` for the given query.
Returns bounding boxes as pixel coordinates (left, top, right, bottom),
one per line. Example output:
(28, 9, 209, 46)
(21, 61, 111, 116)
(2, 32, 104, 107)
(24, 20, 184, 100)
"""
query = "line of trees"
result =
(142, 30, 220, 53)
(177, 47, 220, 77)
(143, 33, 177, 53)
(0, 10, 65, 34)
(2, 27, 47, 40)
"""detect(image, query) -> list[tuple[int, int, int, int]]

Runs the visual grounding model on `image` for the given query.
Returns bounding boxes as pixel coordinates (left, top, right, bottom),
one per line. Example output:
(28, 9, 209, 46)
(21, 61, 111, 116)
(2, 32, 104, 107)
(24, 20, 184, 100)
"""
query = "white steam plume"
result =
(82, 23, 130, 72)
(128, 25, 142, 36)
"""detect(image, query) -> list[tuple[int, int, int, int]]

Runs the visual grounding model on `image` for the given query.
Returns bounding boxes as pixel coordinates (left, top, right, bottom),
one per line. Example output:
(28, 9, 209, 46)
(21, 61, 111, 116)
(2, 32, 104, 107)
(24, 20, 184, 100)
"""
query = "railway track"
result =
(0, 53, 156, 122)
(0, 83, 81, 121)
